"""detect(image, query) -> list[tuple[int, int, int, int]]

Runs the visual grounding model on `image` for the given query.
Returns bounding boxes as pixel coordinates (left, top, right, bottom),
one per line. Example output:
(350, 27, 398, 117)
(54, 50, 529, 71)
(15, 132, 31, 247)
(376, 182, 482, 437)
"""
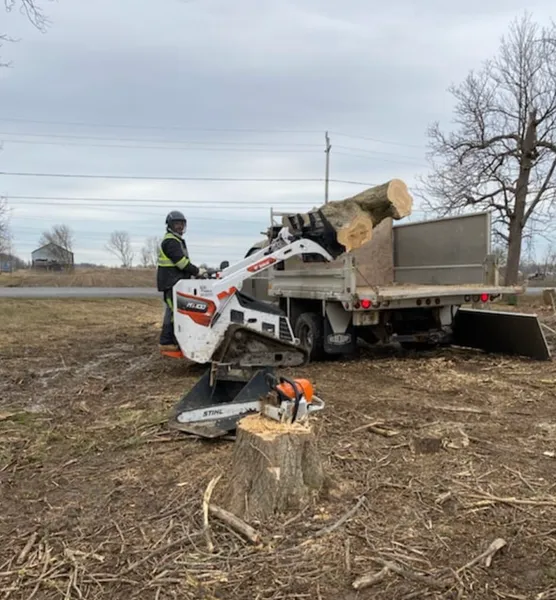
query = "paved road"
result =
(0, 286, 546, 298)
(0, 287, 159, 298)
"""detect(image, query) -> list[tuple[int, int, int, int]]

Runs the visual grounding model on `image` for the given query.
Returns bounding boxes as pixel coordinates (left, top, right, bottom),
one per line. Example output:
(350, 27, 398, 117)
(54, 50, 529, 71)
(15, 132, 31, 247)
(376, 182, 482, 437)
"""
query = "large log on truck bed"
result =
(283, 179, 413, 253)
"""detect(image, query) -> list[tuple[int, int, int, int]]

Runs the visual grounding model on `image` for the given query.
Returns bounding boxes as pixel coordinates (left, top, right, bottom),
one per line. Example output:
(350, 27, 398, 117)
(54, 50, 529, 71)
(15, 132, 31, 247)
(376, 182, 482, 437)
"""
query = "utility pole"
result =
(324, 131, 331, 203)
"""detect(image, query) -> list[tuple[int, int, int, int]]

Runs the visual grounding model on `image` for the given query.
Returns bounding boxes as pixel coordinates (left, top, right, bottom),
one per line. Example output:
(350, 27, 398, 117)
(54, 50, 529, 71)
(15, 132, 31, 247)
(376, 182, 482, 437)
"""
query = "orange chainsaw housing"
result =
(276, 378, 314, 403)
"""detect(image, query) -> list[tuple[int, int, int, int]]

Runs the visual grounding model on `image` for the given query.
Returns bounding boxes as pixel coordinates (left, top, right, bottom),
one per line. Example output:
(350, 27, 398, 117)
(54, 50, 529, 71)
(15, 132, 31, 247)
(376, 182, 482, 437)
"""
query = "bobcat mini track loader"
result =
(166, 211, 344, 438)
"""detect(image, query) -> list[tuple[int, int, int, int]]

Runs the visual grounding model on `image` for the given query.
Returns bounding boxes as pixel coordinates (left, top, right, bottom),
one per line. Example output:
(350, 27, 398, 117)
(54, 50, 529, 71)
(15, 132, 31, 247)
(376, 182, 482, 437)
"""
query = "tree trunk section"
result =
(221, 413, 325, 523)
(505, 112, 535, 286)
(283, 179, 413, 253)
(505, 219, 523, 286)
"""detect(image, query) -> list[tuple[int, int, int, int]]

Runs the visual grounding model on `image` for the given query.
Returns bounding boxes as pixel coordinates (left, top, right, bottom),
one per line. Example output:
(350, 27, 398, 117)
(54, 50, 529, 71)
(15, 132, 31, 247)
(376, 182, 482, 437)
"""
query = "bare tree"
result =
(38, 224, 74, 263)
(140, 236, 160, 267)
(106, 230, 134, 268)
(2, 1, 50, 65)
(0, 197, 11, 254)
(418, 13, 556, 285)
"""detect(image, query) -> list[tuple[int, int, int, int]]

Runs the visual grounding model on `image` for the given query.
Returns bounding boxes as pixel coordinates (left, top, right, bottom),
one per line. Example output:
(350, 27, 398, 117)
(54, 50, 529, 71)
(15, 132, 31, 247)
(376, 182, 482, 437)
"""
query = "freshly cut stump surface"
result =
(222, 413, 325, 523)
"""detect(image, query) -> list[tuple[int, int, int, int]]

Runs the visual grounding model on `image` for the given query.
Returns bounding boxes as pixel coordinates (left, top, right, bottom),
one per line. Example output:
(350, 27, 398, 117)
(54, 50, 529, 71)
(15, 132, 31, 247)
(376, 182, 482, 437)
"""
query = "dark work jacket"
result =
(156, 230, 200, 292)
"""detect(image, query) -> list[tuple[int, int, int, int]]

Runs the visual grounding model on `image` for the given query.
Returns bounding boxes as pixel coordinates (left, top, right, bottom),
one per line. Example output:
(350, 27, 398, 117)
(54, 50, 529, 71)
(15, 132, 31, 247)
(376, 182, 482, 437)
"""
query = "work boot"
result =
(159, 344, 183, 359)
(159, 343, 180, 352)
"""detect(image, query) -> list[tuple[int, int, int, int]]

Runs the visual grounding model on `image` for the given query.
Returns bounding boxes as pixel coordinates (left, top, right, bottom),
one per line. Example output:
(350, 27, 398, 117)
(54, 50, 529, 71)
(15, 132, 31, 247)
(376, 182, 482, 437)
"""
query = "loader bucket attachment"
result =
(279, 209, 346, 260)
(452, 308, 551, 361)
(168, 367, 274, 439)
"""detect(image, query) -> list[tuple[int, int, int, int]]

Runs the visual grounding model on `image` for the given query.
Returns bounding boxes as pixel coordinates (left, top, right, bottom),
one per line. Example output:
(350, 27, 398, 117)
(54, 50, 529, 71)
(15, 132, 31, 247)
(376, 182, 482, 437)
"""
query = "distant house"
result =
(31, 243, 74, 271)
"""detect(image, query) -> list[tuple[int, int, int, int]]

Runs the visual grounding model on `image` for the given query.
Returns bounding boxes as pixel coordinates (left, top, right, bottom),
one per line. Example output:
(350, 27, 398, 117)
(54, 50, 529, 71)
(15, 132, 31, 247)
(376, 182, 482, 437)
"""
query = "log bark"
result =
(221, 413, 325, 523)
(283, 179, 413, 253)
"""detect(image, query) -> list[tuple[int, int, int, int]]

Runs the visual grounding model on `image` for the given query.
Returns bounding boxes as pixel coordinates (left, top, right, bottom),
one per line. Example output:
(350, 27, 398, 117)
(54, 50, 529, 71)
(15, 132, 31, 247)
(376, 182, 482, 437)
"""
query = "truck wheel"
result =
(295, 312, 325, 361)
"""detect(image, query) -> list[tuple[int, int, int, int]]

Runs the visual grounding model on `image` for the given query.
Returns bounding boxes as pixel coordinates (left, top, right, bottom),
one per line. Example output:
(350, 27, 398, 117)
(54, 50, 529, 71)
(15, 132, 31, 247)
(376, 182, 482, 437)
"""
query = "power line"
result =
(0, 117, 427, 149)
(330, 131, 426, 149)
(0, 117, 321, 135)
(14, 226, 256, 240)
(334, 145, 426, 162)
(9, 203, 273, 221)
(0, 130, 321, 148)
(335, 150, 428, 168)
(5, 195, 316, 205)
(0, 171, 322, 182)
(0, 171, 375, 185)
(0, 138, 320, 153)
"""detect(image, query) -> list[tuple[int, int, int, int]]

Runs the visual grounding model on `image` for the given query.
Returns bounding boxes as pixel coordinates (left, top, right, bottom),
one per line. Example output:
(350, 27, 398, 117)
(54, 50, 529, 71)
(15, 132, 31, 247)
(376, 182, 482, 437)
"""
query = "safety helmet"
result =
(165, 210, 186, 227)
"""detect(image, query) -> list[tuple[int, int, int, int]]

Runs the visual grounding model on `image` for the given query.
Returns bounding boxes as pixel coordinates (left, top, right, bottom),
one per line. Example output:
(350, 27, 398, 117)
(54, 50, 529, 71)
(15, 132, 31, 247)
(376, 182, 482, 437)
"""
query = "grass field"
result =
(0, 268, 156, 288)
(1, 298, 555, 599)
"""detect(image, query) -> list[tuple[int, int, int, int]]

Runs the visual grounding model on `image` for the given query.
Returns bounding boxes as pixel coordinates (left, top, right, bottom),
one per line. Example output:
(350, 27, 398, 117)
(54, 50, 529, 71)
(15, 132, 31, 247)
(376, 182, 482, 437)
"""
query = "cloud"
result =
(1, 0, 554, 265)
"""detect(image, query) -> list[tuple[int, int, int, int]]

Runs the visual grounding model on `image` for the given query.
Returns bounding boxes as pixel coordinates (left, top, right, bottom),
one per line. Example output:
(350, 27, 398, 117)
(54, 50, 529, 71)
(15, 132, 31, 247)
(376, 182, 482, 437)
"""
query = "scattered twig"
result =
(467, 494, 556, 508)
(435, 491, 453, 506)
(16, 532, 38, 565)
(370, 557, 451, 590)
(202, 474, 222, 553)
(541, 321, 556, 336)
(207, 504, 262, 545)
(352, 421, 400, 437)
(430, 405, 491, 415)
(457, 538, 507, 572)
(352, 566, 390, 590)
(118, 534, 194, 576)
(313, 495, 366, 538)
(27, 544, 51, 600)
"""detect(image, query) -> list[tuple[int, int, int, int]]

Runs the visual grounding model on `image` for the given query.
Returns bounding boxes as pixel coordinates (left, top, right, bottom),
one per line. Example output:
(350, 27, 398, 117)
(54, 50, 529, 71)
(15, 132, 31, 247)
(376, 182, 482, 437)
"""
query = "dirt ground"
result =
(1, 298, 555, 600)
(0, 268, 156, 288)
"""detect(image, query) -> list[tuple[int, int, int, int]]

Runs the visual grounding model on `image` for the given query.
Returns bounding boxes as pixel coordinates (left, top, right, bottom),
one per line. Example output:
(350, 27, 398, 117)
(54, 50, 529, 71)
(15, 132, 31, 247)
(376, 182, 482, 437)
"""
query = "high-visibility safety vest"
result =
(157, 231, 190, 270)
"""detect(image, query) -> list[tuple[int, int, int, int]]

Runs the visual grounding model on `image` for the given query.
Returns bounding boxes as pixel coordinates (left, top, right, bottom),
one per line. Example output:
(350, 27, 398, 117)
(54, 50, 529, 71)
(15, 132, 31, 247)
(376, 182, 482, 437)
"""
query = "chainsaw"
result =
(168, 372, 324, 438)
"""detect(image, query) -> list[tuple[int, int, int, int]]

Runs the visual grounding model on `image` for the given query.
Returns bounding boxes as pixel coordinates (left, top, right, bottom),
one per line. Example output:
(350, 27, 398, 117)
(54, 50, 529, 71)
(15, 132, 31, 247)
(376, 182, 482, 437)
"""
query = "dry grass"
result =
(1, 298, 555, 599)
(0, 267, 156, 288)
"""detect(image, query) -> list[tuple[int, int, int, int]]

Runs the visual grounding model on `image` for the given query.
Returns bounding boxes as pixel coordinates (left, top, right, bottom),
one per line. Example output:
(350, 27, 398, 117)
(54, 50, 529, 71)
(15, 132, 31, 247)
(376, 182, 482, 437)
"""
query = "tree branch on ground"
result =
(106, 230, 134, 268)
(416, 12, 556, 285)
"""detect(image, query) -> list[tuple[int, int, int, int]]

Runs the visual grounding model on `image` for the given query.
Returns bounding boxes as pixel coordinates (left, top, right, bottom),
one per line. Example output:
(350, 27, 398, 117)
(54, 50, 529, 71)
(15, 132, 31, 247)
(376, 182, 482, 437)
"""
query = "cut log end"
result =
(282, 178, 413, 254)
(221, 413, 325, 523)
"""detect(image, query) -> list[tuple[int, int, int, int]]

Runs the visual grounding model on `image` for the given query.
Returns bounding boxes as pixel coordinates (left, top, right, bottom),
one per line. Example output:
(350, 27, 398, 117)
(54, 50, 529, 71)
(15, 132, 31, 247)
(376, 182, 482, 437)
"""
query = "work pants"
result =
(159, 289, 177, 346)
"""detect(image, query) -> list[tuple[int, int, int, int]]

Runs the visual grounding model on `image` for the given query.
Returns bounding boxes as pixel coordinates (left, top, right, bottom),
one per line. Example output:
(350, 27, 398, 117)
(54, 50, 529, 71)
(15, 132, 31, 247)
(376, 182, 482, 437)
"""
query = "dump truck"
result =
(241, 210, 550, 362)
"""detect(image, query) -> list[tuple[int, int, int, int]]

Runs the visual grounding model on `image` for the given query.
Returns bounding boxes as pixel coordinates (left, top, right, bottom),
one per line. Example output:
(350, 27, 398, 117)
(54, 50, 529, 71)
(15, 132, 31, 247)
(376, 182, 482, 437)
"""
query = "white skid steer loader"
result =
(166, 210, 345, 438)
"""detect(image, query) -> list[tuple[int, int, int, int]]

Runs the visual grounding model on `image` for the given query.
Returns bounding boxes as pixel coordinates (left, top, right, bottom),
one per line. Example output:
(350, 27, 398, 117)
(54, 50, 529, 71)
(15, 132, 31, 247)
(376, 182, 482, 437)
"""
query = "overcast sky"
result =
(1, 0, 554, 267)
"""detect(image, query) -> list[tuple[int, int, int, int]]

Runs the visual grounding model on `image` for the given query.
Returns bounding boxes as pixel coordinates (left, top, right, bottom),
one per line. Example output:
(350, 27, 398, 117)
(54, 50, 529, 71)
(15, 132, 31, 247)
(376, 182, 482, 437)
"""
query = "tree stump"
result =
(221, 413, 325, 522)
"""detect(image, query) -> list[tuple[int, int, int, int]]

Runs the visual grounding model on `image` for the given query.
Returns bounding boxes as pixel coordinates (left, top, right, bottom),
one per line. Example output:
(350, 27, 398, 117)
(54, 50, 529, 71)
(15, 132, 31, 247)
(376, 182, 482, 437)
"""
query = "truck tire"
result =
(294, 312, 325, 361)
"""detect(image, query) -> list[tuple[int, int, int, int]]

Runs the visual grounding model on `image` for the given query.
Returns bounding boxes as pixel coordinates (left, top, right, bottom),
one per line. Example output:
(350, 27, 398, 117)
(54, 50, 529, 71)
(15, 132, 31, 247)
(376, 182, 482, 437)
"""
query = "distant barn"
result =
(31, 243, 74, 271)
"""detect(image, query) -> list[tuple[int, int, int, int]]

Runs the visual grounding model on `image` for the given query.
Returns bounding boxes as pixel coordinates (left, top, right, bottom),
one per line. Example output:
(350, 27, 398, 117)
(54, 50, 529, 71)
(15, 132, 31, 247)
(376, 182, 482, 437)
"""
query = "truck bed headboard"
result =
(393, 211, 492, 285)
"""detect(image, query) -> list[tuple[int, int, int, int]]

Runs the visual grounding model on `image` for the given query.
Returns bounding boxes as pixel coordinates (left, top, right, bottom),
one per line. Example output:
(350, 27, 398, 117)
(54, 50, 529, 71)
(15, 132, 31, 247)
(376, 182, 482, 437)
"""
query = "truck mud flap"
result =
(167, 367, 273, 439)
(452, 308, 551, 361)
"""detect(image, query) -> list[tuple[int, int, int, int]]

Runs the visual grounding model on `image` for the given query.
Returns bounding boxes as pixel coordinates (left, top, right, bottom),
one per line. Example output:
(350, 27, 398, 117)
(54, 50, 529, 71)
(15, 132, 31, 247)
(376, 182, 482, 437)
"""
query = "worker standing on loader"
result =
(157, 211, 205, 355)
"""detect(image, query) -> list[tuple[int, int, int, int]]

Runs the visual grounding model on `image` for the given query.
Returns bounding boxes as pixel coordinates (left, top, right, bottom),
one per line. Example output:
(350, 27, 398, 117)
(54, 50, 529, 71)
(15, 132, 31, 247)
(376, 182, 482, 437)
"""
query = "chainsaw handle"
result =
(277, 376, 302, 422)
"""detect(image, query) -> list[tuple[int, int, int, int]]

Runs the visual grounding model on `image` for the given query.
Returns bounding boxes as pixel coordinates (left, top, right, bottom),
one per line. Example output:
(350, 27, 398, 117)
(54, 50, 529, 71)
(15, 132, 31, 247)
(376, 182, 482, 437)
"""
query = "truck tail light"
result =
(361, 299, 372, 309)
(480, 293, 489, 302)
